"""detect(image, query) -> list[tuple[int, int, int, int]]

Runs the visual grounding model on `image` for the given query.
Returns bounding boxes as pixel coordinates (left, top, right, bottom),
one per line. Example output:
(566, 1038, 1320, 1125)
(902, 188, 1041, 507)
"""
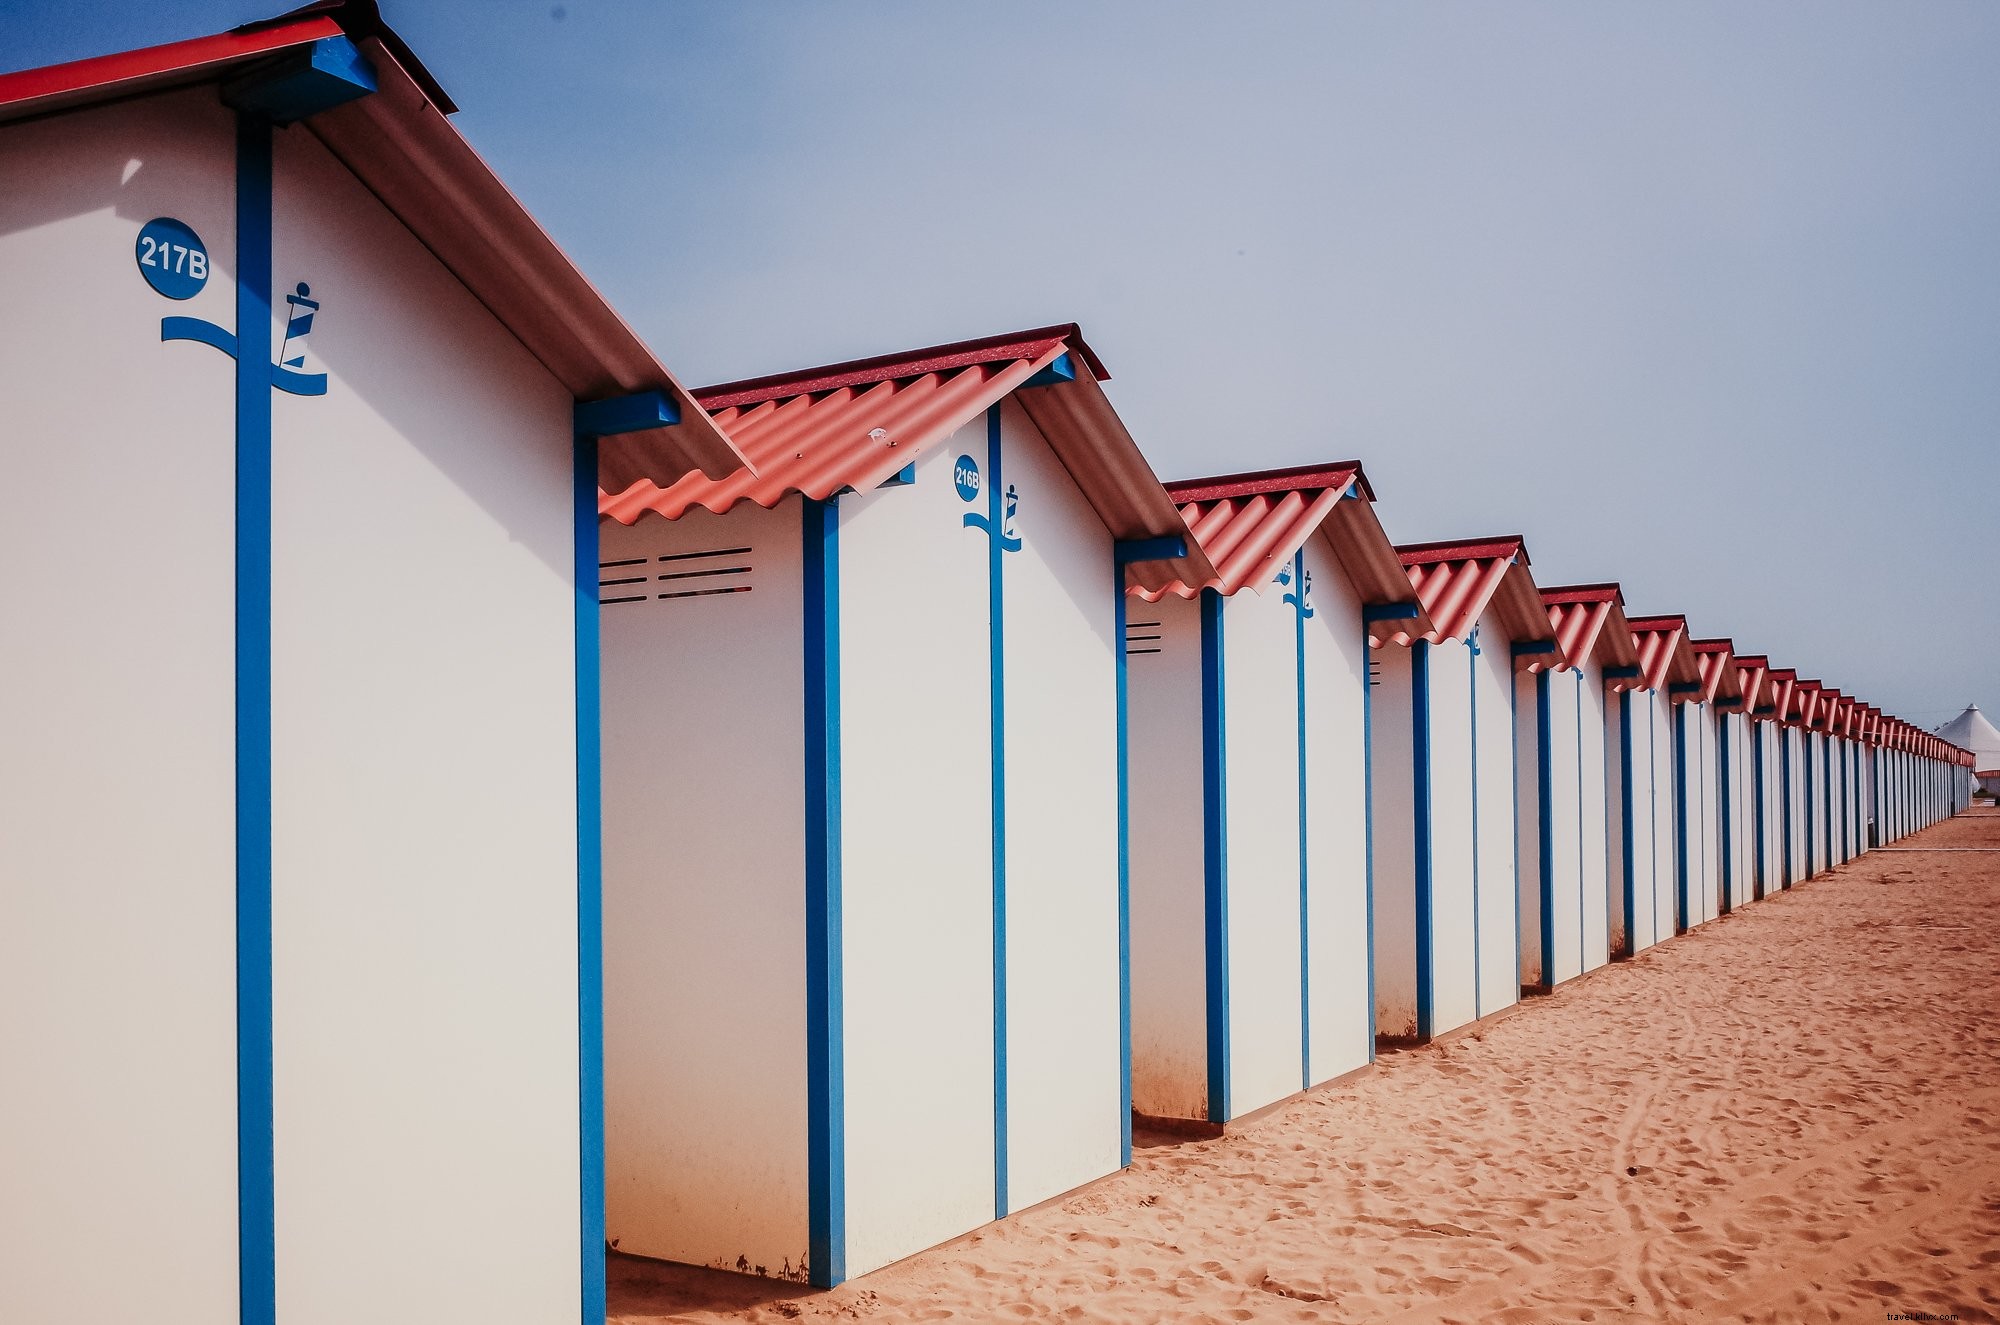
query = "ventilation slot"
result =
(1126, 619, 1162, 657)
(602, 546, 755, 606)
(1368, 659, 1383, 688)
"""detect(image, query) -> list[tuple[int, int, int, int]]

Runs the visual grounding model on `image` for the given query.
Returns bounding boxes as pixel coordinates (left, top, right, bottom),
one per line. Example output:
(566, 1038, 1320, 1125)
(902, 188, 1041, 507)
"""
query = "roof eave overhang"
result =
(310, 38, 745, 481)
(1013, 356, 1217, 593)
(1316, 492, 1429, 628)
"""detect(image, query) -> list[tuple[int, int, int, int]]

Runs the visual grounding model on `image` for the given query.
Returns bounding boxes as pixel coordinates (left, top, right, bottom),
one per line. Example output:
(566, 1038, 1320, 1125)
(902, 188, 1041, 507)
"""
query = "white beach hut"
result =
(1517, 585, 1638, 992)
(1614, 617, 1700, 954)
(595, 325, 1204, 1286)
(0, 8, 747, 1324)
(1717, 654, 1769, 911)
(1791, 680, 1832, 880)
(1124, 463, 1425, 1127)
(1370, 537, 1558, 1042)
(1678, 639, 1743, 928)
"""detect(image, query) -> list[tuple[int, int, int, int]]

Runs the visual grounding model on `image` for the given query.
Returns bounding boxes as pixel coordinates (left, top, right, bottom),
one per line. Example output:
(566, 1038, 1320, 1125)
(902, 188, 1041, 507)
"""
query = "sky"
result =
(7, 1, 1996, 729)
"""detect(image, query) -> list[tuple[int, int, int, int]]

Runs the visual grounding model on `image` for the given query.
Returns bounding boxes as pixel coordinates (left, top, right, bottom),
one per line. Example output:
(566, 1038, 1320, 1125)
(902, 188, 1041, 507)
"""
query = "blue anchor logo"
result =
(1279, 562, 1314, 619)
(964, 481, 1023, 553)
(160, 278, 328, 397)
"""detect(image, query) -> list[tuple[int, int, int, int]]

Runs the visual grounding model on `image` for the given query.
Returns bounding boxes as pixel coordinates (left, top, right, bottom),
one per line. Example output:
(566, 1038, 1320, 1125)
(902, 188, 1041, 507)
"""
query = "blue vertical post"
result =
(1293, 552, 1311, 1088)
(1534, 670, 1554, 990)
(234, 110, 277, 1325)
(571, 430, 606, 1321)
(1200, 588, 1230, 1119)
(1411, 641, 1434, 1039)
(1618, 691, 1635, 956)
(1673, 703, 1689, 931)
(801, 495, 845, 1286)
(1717, 714, 1733, 914)
(1752, 724, 1767, 900)
(983, 407, 1009, 1217)
(1361, 627, 1378, 1054)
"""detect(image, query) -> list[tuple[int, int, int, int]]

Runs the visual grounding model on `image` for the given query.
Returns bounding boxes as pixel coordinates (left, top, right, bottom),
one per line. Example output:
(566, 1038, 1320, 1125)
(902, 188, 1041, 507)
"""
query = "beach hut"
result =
(0, 8, 748, 1323)
(1746, 664, 1794, 894)
(1614, 617, 1699, 954)
(1122, 464, 1424, 1127)
(1369, 537, 1557, 1042)
(1715, 652, 1766, 913)
(1791, 680, 1828, 879)
(1720, 656, 1768, 912)
(595, 325, 1205, 1286)
(1517, 585, 1637, 992)
(1672, 639, 1741, 930)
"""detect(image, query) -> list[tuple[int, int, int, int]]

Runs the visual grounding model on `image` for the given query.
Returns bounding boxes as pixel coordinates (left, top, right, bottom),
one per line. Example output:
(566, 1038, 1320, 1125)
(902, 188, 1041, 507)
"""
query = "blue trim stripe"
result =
(234, 111, 276, 1325)
(1509, 653, 1522, 993)
(1673, 703, 1690, 929)
(1717, 713, 1733, 914)
(1534, 670, 1553, 991)
(984, 406, 1009, 1218)
(572, 430, 605, 1323)
(1294, 552, 1310, 1089)
(1361, 627, 1378, 1055)
(1200, 588, 1230, 1119)
(802, 496, 846, 1286)
(1752, 722, 1766, 900)
(1780, 730, 1793, 887)
(1410, 641, 1434, 1041)
(1617, 691, 1635, 955)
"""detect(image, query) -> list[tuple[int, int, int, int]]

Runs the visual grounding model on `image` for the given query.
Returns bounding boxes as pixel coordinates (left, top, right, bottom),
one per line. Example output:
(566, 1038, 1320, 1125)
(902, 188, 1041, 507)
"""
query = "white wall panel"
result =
(838, 431, 995, 1277)
(1425, 641, 1478, 1036)
(997, 403, 1121, 1209)
(1472, 632, 1521, 1016)
(1126, 594, 1208, 1117)
(1301, 542, 1372, 1085)
(269, 128, 581, 1324)
(1221, 575, 1305, 1117)
(0, 90, 241, 1325)
(1577, 666, 1610, 975)
(1368, 645, 1418, 1040)
(601, 500, 808, 1276)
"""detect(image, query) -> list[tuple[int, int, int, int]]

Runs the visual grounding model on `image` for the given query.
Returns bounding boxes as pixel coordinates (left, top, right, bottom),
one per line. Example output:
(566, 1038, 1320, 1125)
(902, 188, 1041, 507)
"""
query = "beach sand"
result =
(610, 810, 2000, 1323)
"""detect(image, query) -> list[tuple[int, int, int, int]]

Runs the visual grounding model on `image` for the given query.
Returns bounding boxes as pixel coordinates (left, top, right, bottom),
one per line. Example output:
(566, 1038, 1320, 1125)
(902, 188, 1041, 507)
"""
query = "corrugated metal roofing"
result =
(1375, 536, 1552, 649)
(0, 1, 747, 481)
(1731, 654, 1770, 714)
(1130, 463, 1426, 617)
(600, 325, 1213, 592)
(1689, 639, 1740, 706)
(1132, 470, 1352, 600)
(1540, 584, 1638, 673)
(1627, 615, 1700, 693)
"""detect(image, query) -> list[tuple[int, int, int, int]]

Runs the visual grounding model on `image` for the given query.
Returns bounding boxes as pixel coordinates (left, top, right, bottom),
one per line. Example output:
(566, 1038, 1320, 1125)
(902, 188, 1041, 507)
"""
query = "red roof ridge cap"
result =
(1167, 461, 1370, 505)
(1396, 535, 1528, 567)
(695, 323, 1103, 410)
(1540, 582, 1624, 605)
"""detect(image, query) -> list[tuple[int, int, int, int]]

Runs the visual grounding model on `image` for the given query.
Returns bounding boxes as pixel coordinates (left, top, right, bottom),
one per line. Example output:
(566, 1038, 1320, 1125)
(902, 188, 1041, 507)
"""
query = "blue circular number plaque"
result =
(135, 217, 209, 300)
(954, 454, 981, 503)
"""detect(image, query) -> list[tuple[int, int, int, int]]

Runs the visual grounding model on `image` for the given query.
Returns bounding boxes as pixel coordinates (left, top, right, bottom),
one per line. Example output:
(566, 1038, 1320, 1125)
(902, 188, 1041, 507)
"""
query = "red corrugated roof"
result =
(1375, 536, 1548, 648)
(1539, 583, 1637, 673)
(1689, 638, 1739, 706)
(1731, 654, 1769, 713)
(598, 325, 1213, 591)
(1628, 615, 1697, 692)
(1131, 465, 1358, 600)
(602, 334, 1065, 522)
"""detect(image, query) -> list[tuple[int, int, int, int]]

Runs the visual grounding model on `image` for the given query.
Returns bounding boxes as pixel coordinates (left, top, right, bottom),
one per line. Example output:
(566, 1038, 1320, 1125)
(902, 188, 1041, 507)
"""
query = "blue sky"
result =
(9, 1, 1996, 727)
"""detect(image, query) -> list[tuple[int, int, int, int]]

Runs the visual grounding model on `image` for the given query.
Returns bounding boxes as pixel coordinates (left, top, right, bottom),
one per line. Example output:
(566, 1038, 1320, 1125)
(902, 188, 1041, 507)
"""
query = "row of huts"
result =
(0, 7, 1979, 1324)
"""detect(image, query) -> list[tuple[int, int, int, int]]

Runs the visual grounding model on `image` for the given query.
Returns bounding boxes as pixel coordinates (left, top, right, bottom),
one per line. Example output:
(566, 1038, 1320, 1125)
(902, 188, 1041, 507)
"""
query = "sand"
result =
(610, 810, 2000, 1323)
